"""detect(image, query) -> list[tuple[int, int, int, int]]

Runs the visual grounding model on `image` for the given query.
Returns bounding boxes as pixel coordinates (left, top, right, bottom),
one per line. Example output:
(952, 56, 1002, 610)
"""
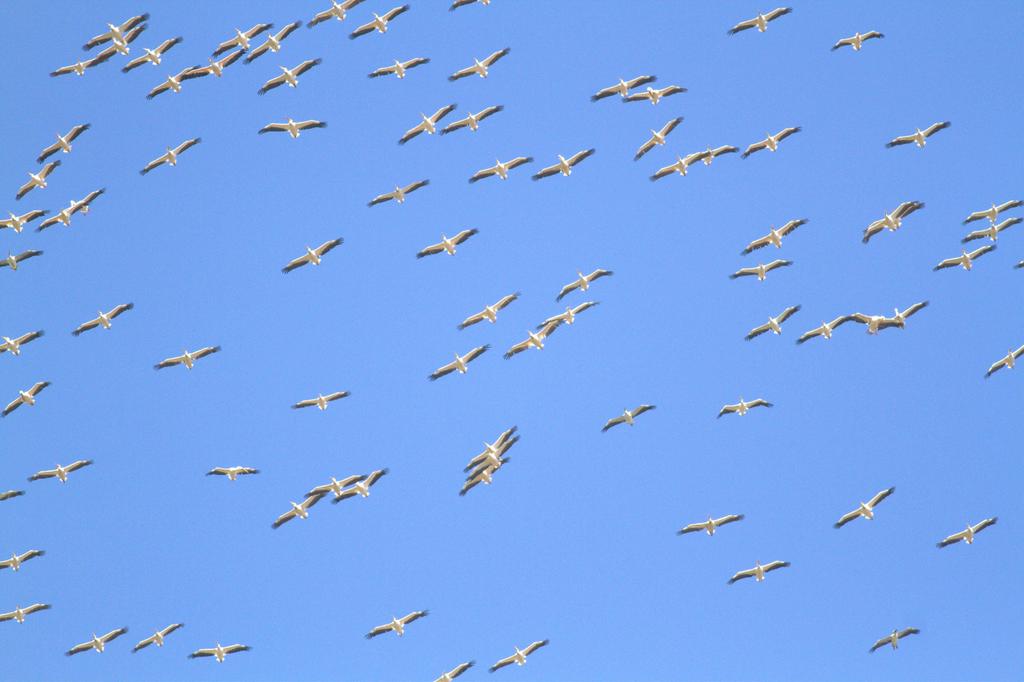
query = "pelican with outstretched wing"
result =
(441, 106, 503, 135)
(66, 628, 128, 656)
(717, 397, 772, 418)
(154, 346, 221, 370)
(458, 293, 520, 329)
(330, 469, 388, 503)
(963, 200, 1022, 225)
(489, 640, 549, 672)
(258, 59, 323, 95)
(728, 8, 792, 35)
(2, 250, 44, 272)
(430, 346, 489, 380)
(4, 382, 50, 417)
(122, 36, 183, 72)
(146, 65, 205, 98)
(0, 209, 48, 233)
(399, 104, 457, 144)
(133, 623, 184, 653)
(272, 493, 326, 528)
(72, 303, 133, 337)
(745, 306, 800, 340)
(591, 75, 657, 101)
(15, 161, 60, 200)
(1, 330, 44, 357)
(213, 23, 273, 55)
(417, 229, 478, 259)
(259, 118, 327, 139)
(962, 216, 1021, 243)
(282, 238, 343, 272)
(0, 549, 45, 572)
(82, 14, 149, 49)
(834, 487, 895, 528)
(309, 0, 366, 28)
(366, 610, 428, 639)
(730, 259, 792, 282)
(244, 21, 302, 63)
(934, 245, 996, 271)
(602, 404, 656, 432)
(469, 157, 532, 183)
(140, 138, 201, 174)
(36, 124, 91, 163)
(537, 301, 599, 329)
(678, 514, 744, 536)
(624, 85, 686, 105)
(0, 603, 50, 623)
(728, 560, 789, 584)
(557, 269, 612, 301)
(635, 117, 682, 161)
(832, 31, 884, 51)
(742, 219, 808, 253)
(292, 391, 349, 411)
(796, 316, 856, 344)
(189, 643, 251, 662)
(532, 149, 596, 180)
(29, 459, 91, 484)
(886, 121, 951, 149)
(368, 180, 429, 206)
(649, 151, 709, 180)
(206, 466, 259, 481)
(369, 57, 429, 79)
(448, 48, 510, 80)
(986, 344, 1024, 378)
(350, 5, 410, 39)
(504, 321, 563, 359)
(870, 628, 920, 652)
(741, 127, 801, 158)
(937, 518, 997, 548)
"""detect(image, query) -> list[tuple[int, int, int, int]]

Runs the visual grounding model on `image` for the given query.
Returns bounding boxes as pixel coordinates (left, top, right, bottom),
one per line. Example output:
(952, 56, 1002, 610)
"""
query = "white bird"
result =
(728, 560, 790, 584)
(602, 404, 656, 432)
(504, 321, 563, 359)
(986, 344, 1024, 378)
(834, 487, 895, 528)
(532, 149, 596, 180)
(2, 250, 44, 272)
(71, 303, 133, 337)
(133, 623, 184, 652)
(188, 50, 246, 78)
(741, 219, 808, 254)
(305, 474, 366, 500)
(459, 457, 511, 496)
(557, 269, 613, 301)
(463, 428, 518, 473)
(862, 201, 926, 243)
(745, 305, 801, 340)
(272, 492, 326, 528)
(624, 85, 686, 105)
(678, 514, 744, 536)
(282, 238, 343, 272)
(848, 306, 923, 336)
(458, 293, 520, 329)
(66, 628, 128, 656)
(189, 643, 251, 662)
(105, 24, 147, 56)
(886, 121, 951, 148)
(469, 157, 533, 183)
(212, 24, 273, 56)
(399, 104, 457, 144)
(728, 8, 793, 35)
(441, 106, 503, 135)
(1, 330, 44, 357)
(259, 118, 327, 138)
(717, 397, 772, 418)
(0, 209, 48, 233)
(140, 138, 201, 175)
(963, 200, 1022, 225)
(649, 151, 710, 180)
(292, 391, 350, 410)
(962, 216, 1021, 243)
(429, 345, 490, 381)
(37, 188, 105, 232)
(29, 459, 91, 484)
(330, 468, 388, 503)
(368, 179, 429, 206)
(244, 21, 302, 63)
(795, 315, 856, 344)
(368, 57, 429, 79)
(122, 36, 184, 72)
(698, 145, 739, 166)
(937, 518, 997, 548)
(875, 301, 929, 332)
(730, 259, 792, 281)
(417, 229, 479, 258)
(3, 381, 50, 417)
(50, 47, 117, 77)
(537, 301, 599, 329)
(831, 31, 884, 51)
(591, 75, 657, 101)
(0, 603, 50, 624)
(36, 124, 91, 164)
(309, 0, 366, 28)
(146, 65, 205, 98)
(366, 610, 428, 639)
(154, 346, 221, 370)
(634, 118, 683, 161)
(83, 14, 148, 49)
(15, 161, 60, 200)
(741, 127, 801, 158)
(934, 245, 996, 271)
(449, 48, 511, 81)
(0, 549, 45, 572)
(0, 490, 25, 502)
(258, 59, 323, 95)
(451, 0, 492, 9)
(489, 640, 549, 672)
(206, 466, 259, 481)
(350, 5, 410, 39)
(870, 628, 920, 652)
(434, 661, 475, 682)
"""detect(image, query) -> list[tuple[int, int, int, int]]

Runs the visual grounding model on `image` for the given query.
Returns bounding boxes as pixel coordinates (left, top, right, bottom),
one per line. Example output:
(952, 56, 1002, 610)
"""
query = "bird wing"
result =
(961, 227, 990, 243)
(634, 136, 657, 161)
(568, 148, 596, 166)
(728, 18, 760, 34)
(15, 330, 44, 346)
(401, 610, 428, 625)
(416, 241, 446, 258)
(742, 234, 774, 254)
(154, 354, 185, 369)
(365, 623, 392, 638)
(601, 416, 626, 432)
(765, 259, 792, 271)
(66, 459, 92, 472)
(429, 361, 458, 381)
(191, 346, 221, 360)
(189, 648, 217, 658)
(775, 126, 801, 141)
(831, 37, 853, 50)
(489, 655, 518, 672)
(717, 404, 739, 418)
(591, 84, 621, 101)
(728, 568, 756, 583)
(36, 141, 63, 164)
(923, 121, 951, 137)
(715, 514, 744, 526)
(868, 487, 895, 508)
(886, 134, 916, 148)
(745, 322, 773, 340)
(294, 58, 323, 77)
(969, 244, 996, 260)
(741, 139, 769, 158)
(776, 305, 801, 323)
(523, 640, 549, 655)
(833, 509, 861, 528)
(243, 42, 272, 62)
(503, 338, 532, 359)
(763, 560, 789, 572)
(65, 641, 94, 656)
(469, 165, 498, 182)
(399, 121, 429, 145)
(384, 4, 411, 21)
(677, 522, 706, 534)
(449, 65, 479, 81)
(972, 517, 997, 533)
(937, 530, 968, 547)
(369, 63, 398, 78)
(483, 47, 511, 67)
(452, 228, 478, 245)
(531, 163, 563, 180)
(102, 627, 128, 643)
(28, 381, 51, 397)
(765, 7, 793, 21)
(140, 152, 170, 175)
(258, 73, 288, 95)
(869, 636, 892, 652)
(173, 137, 201, 155)
(778, 218, 808, 235)
(272, 508, 298, 528)
(729, 267, 759, 279)
(933, 256, 962, 271)
(316, 238, 343, 256)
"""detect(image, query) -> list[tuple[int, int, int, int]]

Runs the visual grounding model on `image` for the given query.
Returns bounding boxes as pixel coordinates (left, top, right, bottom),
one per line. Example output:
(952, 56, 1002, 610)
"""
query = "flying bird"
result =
(154, 346, 221, 370)
(369, 57, 429, 79)
(133, 624, 184, 653)
(244, 21, 302, 63)
(624, 85, 686, 105)
(272, 493, 326, 528)
(82, 14, 148, 49)
(0, 549, 45, 572)
(66, 628, 128, 656)
(350, 5, 410, 39)
(741, 219, 808, 254)
(717, 397, 772, 418)
(632, 119, 683, 162)
(934, 245, 996, 271)
(728, 560, 789, 584)
(795, 315, 857, 344)
(258, 59, 322, 94)
(305, 474, 366, 500)
(602, 405, 656, 432)
(281, 238, 343, 272)
(460, 456, 511, 496)
(503, 321, 563, 359)
(698, 145, 739, 166)
(728, 8, 792, 34)
(0, 603, 50, 623)
(469, 157, 533, 182)
(451, 0, 492, 9)
(831, 31, 884, 51)
(188, 50, 246, 78)
(140, 138, 201, 174)
(963, 200, 1022, 225)
(399, 104, 457, 144)
(986, 344, 1024, 378)
(937, 518, 997, 548)
(489, 640, 549, 672)
(0, 209, 48, 233)
(71, 303, 134, 337)
(2, 250, 44, 272)
(29, 459, 92, 483)
(429, 345, 490, 380)
(122, 36, 184, 72)
(449, 48, 510, 80)
(441, 106, 503, 134)
(745, 305, 801, 340)
(417, 229, 479, 258)
(649, 151, 710, 180)
(15, 161, 60, 200)
(434, 661, 475, 682)
(309, 0, 366, 27)
(678, 514, 744, 536)
(50, 47, 117, 77)
(537, 301, 599, 329)
(1, 330, 44, 357)
(862, 201, 925, 243)
(886, 121, 951, 148)
(213, 24, 273, 55)
(741, 127, 801, 158)
(464, 428, 518, 473)
(962, 216, 1021, 243)
(870, 628, 920, 652)
(730, 259, 793, 281)
(532, 149, 596, 180)
(557, 269, 613, 301)
(368, 180, 429, 206)
(0, 490, 25, 502)
(206, 466, 260, 481)
(189, 643, 251, 662)
(292, 391, 350, 410)
(834, 487, 895, 528)
(874, 301, 929, 332)
(36, 124, 90, 164)
(591, 75, 657, 101)
(106, 23, 148, 55)
(146, 65, 205, 98)
(259, 118, 327, 138)
(3, 381, 50, 417)
(458, 293, 520, 329)
(366, 611, 428, 639)
(329, 469, 388, 503)
(37, 189, 105, 232)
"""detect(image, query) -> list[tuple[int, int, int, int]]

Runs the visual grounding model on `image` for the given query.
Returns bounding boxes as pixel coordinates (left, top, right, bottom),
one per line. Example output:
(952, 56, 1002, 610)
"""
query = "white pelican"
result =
(206, 466, 259, 481)
(557, 268, 613, 301)
(649, 151, 710, 180)
(133, 623, 184, 652)
(0, 549, 44, 572)
(212, 23, 273, 56)
(244, 21, 302, 63)
(29, 459, 92, 483)
(699, 145, 739, 166)
(634, 118, 683, 161)
(834, 487, 895, 528)
(934, 245, 996, 271)
(83, 14, 148, 49)
(368, 179, 429, 206)
(795, 315, 856, 344)
(624, 85, 687, 105)
(878, 301, 929, 331)
(122, 36, 184, 72)
(107, 23, 147, 56)
(0, 603, 50, 624)
(309, 0, 366, 27)
(831, 31, 884, 51)
(146, 65, 204, 99)
(0, 209, 48, 233)
(745, 305, 801, 340)
(591, 75, 657, 101)
(15, 161, 60, 200)
(728, 8, 793, 34)
(259, 118, 327, 138)
(429, 345, 490, 380)
(532, 148, 596, 180)
(886, 121, 951, 149)
(469, 157, 533, 183)
(71, 303, 133, 337)
(434, 661, 475, 682)
(464, 428, 518, 473)
(963, 200, 1022, 225)
(937, 517, 997, 548)
(37, 188, 105, 231)
(154, 346, 221, 370)
(458, 292, 520, 329)
(986, 344, 1024, 378)
(3, 381, 50, 417)
(441, 105, 503, 134)
(292, 391, 350, 410)
(272, 492, 326, 528)
(36, 124, 91, 163)
(504, 320, 563, 359)
(870, 628, 920, 652)
(2, 250, 44, 271)
(140, 138, 201, 175)
(848, 307, 920, 336)
(330, 468, 388, 503)
(50, 47, 117, 77)
(449, 48, 511, 81)
(350, 5, 410, 39)
(1, 330, 44, 356)
(0, 490, 25, 502)
(451, 0, 491, 9)
(399, 104, 457, 144)
(366, 610, 428, 639)
(602, 404, 656, 432)
(728, 560, 789, 584)
(417, 229, 479, 258)
(489, 640, 549, 672)
(741, 219, 808, 254)
(862, 200, 925, 243)
(460, 459, 510, 495)
(189, 50, 246, 78)
(717, 397, 772, 418)
(678, 514, 744, 536)
(730, 259, 792, 281)
(189, 643, 251, 662)
(741, 127, 801, 158)
(305, 474, 366, 500)
(258, 59, 323, 95)
(282, 238, 343, 272)
(537, 301, 599, 329)
(962, 216, 1021, 243)
(66, 627, 128, 656)
(369, 57, 429, 79)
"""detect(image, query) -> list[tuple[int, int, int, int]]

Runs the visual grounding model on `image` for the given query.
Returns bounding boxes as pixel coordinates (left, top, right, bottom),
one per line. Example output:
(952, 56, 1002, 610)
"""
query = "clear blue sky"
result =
(2, 2, 1022, 680)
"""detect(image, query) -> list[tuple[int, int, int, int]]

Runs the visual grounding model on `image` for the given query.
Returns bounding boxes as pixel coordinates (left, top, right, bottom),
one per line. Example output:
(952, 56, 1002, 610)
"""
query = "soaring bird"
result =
(145, 65, 205, 98)
(105, 23, 148, 56)
(649, 151, 710, 180)
(489, 640, 549, 672)
(188, 50, 246, 78)
(504, 321, 563, 359)
(934, 245, 996, 271)
(728, 8, 792, 34)
(986, 344, 1024, 378)
(624, 85, 686, 105)
(469, 157, 533, 182)
(29, 460, 91, 484)
(698, 145, 739, 166)
(678, 514, 744, 536)
(591, 75, 657, 101)
(282, 238, 343, 272)
(463, 428, 518, 473)
(37, 189, 105, 232)
(635, 117, 683, 160)
(71, 303, 134, 337)
(206, 466, 260, 481)
(0, 209, 48, 233)
(213, 24, 273, 55)
(831, 31, 884, 51)
(399, 104, 457, 144)
(140, 138, 201, 174)
(717, 397, 772, 418)
(532, 149, 596, 180)
(434, 661, 475, 682)
(272, 493, 326, 528)
(0, 490, 26, 502)
(745, 305, 801, 340)
(962, 216, 1021, 243)
(937, 518, 997, 548)
(602, 404, 656, 432)
(2, 250, 44, 272)
(429, 345, 489, 380)
(417, 229, 479, 258)
(36, 124, 91, 164)
(795, 315, 857, 344)
(441, 105, 503, 134)
(0, 603, 50, 624)
(451, 0, 492, 9)
(870, 628, 920, 652)
(305, 474, 366, 500)
(834, 487, 895, 528)
(350, 5, 410, 39)
(886, 121, 951, 148)
(458, 293, 520, 329)
(862, 201, 925, 243)
(3, 381, 50, 417)
(0, 549, 45, 572)
(50, 47, 117, 77)
(741, 127, 801, 158)
(122, 36, 184, 72)
(329, 468, 388, 503)
(460, 456, 511, 496)
(259, 118, 327, 138)
(368, 180, 429, 206)
(557, 269, 613, 301)
(154, 346, 221, 370)
(366, 611, 428, 639)
(728, 560, 789, 584)
(189, 643, 251, 662)
(82, 14, 149, 49)
(369, 57, 429, 79)
(15, 161, 60, 200)
(66, 628, 129, 656)
(133, 624, 184, 653)
(742, 219, 809, 253)
(963, 200, 1022, 225)
(730, 259, 792, 281)
(449, 48, 510, 80)
(537, 301, 599, 329)
(258, 59, 323, 94)
(872, 301, 929, 332)
(244, 21, 302, 63)
(1, 330, 44, 357)
(292, 391, 349, 411)
(309, 0, 366, 28)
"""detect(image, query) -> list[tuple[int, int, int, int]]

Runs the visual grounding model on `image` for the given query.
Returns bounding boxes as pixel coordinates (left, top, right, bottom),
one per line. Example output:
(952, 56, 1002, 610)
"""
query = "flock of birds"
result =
(1, 2, 1017, 676)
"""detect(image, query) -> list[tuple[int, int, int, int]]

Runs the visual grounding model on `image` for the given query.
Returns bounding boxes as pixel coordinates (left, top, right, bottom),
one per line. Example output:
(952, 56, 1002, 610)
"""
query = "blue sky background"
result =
(1, 2, 1022, 680)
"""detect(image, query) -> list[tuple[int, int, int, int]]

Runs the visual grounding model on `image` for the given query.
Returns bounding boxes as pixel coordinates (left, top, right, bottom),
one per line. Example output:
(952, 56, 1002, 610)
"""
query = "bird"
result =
(937, 518, 998, 548)
(591, 75, 657, 101)
(50, 47, 117, 77)
(417, 229, 479, 258)
(862, 201, 926, 243)
(489, 640, 549, 672)
(258, 59, 322, 95)
(29, 459, 91, 483)
(962, 216, 1021, 243)
(189, 643, 251, 662)
(557, 269, 613, 301)
(36, 124, 90, 164)
(140, 138, 201, 175)
(133, 624, 184, 653)
(15, 161, 60, 200)
(649, 151, 710, 180)
(795, 315, 856, 344)
(624, 85, 686, 105)
(0, 209, 48, 233)
(259, 119, 327, 138)
(434, 661, 475, 682)
(272, 493, 326, 528)
(0, 490, 25, 502)
(1, 330, 44, 357)
(728, 560, 789, 584)
(145, 65, 205, 98)
(745, 306, 801, 340)
(213, 24, 273, 56)
(834, 487, 895, 528)
(963, 200, 1022, 225)
(105, 23, 148, 56)
(329, 469, 388, 503)
(728, 8, 793, 34)
(36, 189, 105, 232)
(458, 293, 520, 329)
(537, 301, 599, 329)
(451, 0, 491, 9)
(82, 14, 149, 49)
(441, 106, 504, 135)
(504, 321, 563, 359)
(0, 549, 45, 572)
(698, 145, 739, 166)
(2, 250, 44, 272)
(188, 50, 246, 78)
(870, 628, 920, 652)
(886, 121, 951, 148)
(309, 0, 366, 27)
(0, 603, 51, 624)
(831, 31, 884, 51)
(986, 344, 1024, 378)
(368, 57, 429, 79)
(350, 5, 410, 39)
(3, 381, 50, 417)
(429, 345, 490, 380)
(876, 301, 929, 332)
(66, 628, 129, 656)
(602, 405, 656, 432)
(741, 127, 801, 158)
(460, 457, 511, 496)
(282, 238, 344, 272)
(717, 397, 772, 418)
(848, 311, 904, 336)
(730, 259, 792, 281)
(532, 149, 596, 180)
(305, 474, 366, 500)
(469, 157, 533, 182)
(292, 391, 350, 411)
(206, 466, 260, 481)
(122, 36, 184, 72)
(678, 514, 744, 536)
(71, 303, 133, 337)
(399, 104, 457, 144)
(449, 48, 511, 80)
(934, 245, 997, 271)
(635, 118, 683, 161)
(742, 219, 809, 253)
(244, 21, 302, 63)
(366, 611, 428, 639)
(368, 180, 429, 206)
(154, 346, 221, 370)
(463, 428, 518, 473)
